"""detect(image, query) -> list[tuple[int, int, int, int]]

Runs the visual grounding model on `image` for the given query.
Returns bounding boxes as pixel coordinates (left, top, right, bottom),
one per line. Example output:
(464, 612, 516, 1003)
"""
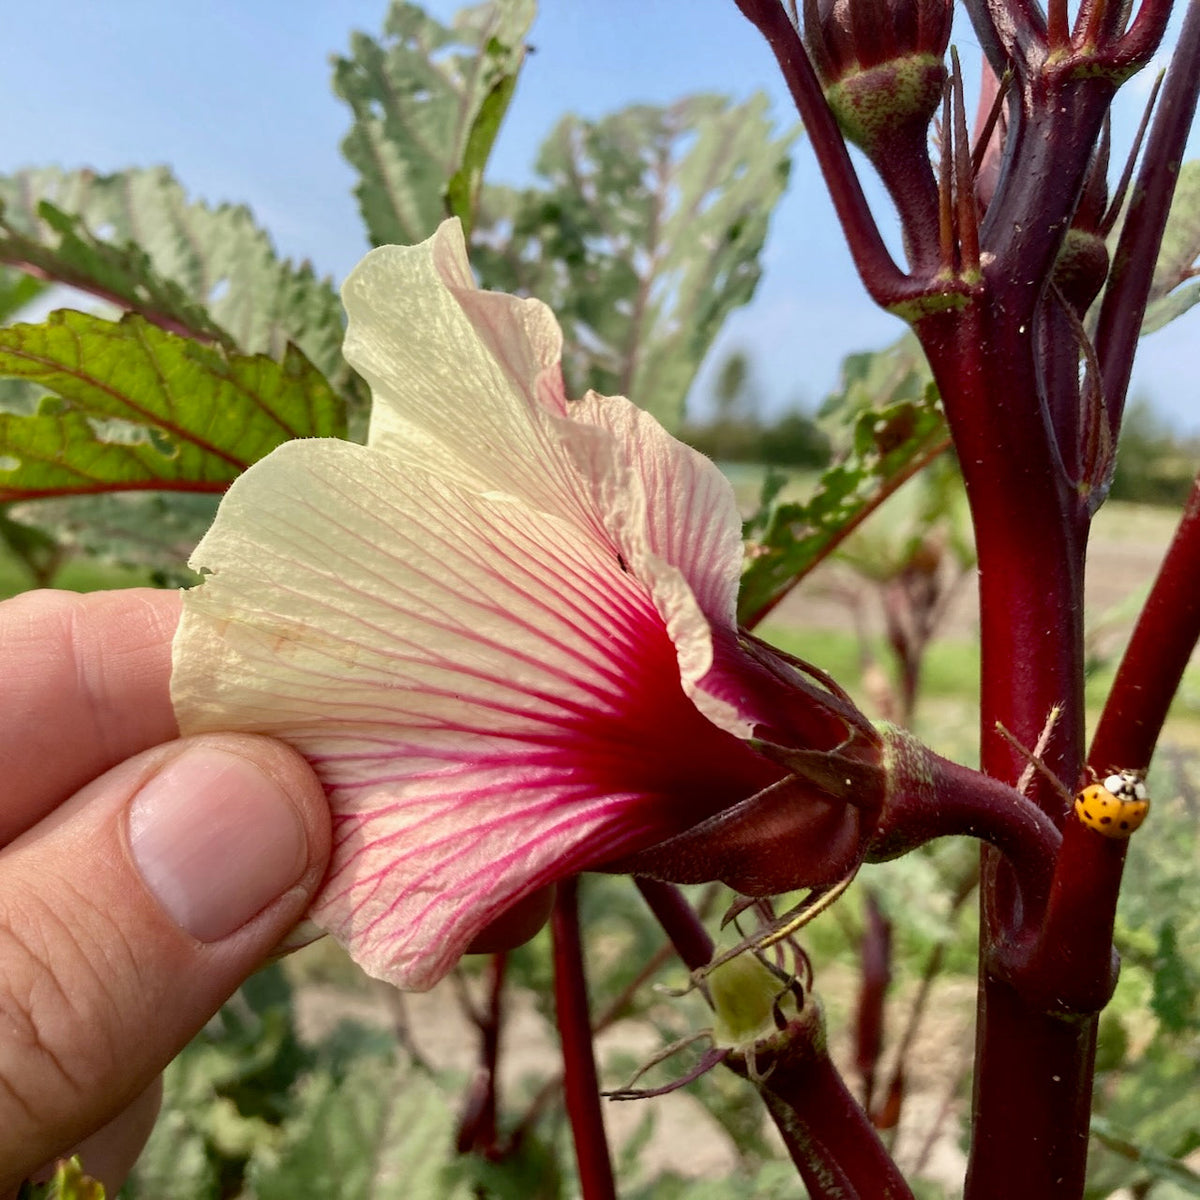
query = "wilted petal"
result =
(174, 437, 780, 989)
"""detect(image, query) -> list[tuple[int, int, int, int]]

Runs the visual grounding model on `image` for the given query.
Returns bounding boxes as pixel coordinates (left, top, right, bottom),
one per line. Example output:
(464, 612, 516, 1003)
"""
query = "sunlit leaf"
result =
(0, 166, 348, 387)
(1140, 159, 1200, 334)
(246, 1058, 473, 1199)
(0, 311, 344, 502)
(0, 268, 46, 323)
(737, 334, 949, 626)
(1090, 1115, 1200, 1197)
(473, 94, 796, 430)
(333, 0, 535, 244)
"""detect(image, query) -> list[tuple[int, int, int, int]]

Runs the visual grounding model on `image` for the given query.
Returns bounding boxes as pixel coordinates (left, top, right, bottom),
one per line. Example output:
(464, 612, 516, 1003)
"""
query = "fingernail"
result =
(128, 745, 308, 942)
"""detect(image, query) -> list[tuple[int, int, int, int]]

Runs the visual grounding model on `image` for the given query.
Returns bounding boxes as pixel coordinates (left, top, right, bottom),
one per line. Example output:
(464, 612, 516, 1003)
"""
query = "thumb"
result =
(0, 733, 330, 1192)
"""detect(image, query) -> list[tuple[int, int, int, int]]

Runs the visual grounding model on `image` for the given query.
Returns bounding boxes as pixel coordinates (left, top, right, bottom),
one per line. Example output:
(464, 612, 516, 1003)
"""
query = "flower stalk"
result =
(732, 0, 915, 306)
(1095, 0, 1200, 438)
(551, 878, 617, 1200)
(725, 994, 916, 1199)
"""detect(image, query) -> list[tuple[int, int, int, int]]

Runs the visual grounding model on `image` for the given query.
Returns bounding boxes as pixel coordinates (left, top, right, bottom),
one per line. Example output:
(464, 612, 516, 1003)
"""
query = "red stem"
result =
(870, 739, 1062, 920)
(1090, 474, 1200, 771)
(746, 1014, 916, 1199)
(0, 477, 231, 504)
(551, 878, 617, 1200)
(477, 953, 505, 1152)
(1095, 0, 1200, 441)
(0, 257, 231, 348)
(963, 987, 1098, 1199)
(634, 878, 714, 971)
(918, 305, 1087, 803)
(854, 891, 892, 1114)
(1110, 0, 1176, 64)
(732, 0, 914, 307)
(978, 78, 1115, 314)
(915, 300, 1090, 1200)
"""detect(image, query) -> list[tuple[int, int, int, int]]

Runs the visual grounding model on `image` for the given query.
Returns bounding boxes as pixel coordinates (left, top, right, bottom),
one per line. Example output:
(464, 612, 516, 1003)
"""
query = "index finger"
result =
(0, 587, 181, 845)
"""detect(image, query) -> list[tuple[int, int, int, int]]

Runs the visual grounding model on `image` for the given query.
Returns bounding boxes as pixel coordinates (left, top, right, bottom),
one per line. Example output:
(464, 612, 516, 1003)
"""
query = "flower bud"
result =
(1052, 142, 1111, 314)
(805, 0, 952, 155)
(710, 950, 804, 1051)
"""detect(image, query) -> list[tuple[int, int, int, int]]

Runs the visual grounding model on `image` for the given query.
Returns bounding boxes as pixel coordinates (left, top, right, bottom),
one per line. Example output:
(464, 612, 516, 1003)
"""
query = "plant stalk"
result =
(735, 1004, 916, 1199)
(551, 878, 617, 1200)
(1095, 0, 1200, 440)
(732, 0, 914, 306)
(1090, 473, 1200, 771)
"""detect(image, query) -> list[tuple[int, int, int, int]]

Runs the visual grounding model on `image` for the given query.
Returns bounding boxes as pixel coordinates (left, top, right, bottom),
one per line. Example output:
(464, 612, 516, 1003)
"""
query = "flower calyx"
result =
(613, 639, 886, 899)
(804, 0, 952, 156)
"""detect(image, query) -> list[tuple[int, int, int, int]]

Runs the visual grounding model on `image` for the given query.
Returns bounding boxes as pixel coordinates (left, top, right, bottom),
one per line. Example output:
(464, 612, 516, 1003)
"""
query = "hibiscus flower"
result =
(171, 220, 880, 990)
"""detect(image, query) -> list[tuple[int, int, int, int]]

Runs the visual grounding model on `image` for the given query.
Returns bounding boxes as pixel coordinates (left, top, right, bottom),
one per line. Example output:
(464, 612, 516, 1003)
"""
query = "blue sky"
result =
(1, 1, 1196, 431)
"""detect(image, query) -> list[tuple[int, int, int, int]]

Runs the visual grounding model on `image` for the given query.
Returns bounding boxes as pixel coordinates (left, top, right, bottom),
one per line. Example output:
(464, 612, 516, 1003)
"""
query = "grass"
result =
(0, 546, 153, 599)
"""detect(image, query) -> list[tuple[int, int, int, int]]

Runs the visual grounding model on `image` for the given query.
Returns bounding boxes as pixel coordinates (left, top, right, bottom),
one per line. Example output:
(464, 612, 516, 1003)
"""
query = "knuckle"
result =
(0, 883, 127, 1107)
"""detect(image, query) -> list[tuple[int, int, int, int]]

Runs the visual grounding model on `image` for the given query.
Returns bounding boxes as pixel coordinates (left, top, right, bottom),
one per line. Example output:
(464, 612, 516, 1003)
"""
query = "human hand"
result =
(0, 588, 332, 1195)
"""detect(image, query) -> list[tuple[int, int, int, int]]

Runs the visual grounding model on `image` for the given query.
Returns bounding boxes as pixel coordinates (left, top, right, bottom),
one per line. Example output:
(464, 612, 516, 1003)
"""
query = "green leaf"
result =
(0, 310, 344, 501)
(247, 1058, 473, 1199)
(473, 94, 797, 430)
(0, 201, 233, 345)
(0, 268, 47, 323)
(1141, 159, 1200, 334)
(333, 0, 535, 245)
(445, 53, 521, 232)
(117, 1106, 220, 1200)
(19, 1158, 105, 1200)
(0, 166, 349, 389)
(1091, 1115, 1200, 1196)
(0, 507, 65, 586)
(737, 334, 949, 625)
(1152, 921, 1199, 1034)
(2, 492, 216, 589)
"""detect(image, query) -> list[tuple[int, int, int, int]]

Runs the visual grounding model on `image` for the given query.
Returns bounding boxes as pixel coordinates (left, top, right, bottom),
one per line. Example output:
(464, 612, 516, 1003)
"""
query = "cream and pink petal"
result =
(342, 221, 748, 729)
(173, 437, 776, 988)
(343, 223, 589, 527)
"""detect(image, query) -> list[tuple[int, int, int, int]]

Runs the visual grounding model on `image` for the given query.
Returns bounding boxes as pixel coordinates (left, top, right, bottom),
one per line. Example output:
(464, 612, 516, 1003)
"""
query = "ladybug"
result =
(1073, 771, 1149, 839)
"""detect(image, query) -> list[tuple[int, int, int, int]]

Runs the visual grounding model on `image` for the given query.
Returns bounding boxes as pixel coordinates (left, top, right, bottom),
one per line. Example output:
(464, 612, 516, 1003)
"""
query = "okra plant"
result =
(1, 1, 1197, 1197)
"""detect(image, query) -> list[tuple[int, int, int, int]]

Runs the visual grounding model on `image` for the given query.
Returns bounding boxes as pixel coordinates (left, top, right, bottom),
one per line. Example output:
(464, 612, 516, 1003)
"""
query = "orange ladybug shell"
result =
(1073, 772, 1149, 839)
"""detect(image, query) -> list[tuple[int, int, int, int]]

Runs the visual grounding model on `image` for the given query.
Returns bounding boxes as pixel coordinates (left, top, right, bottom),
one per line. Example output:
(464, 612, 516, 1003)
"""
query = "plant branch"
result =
(731, 1003, 916, 1199)
(453, 952, 506, 1156)
(1091, 473, 1200, 772)
(1095, 0, 1200, 440)
(1111, 0, 1176, 66)
(732, 0, 914, 306)
(551, 878, 617, 1200)
(873, 718, 1063, 919)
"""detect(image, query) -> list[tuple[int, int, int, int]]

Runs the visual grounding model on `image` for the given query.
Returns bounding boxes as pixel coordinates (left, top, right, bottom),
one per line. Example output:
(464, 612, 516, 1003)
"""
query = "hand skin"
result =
(0, 587, 554, 1195)
(0, 588, 332, 1195)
